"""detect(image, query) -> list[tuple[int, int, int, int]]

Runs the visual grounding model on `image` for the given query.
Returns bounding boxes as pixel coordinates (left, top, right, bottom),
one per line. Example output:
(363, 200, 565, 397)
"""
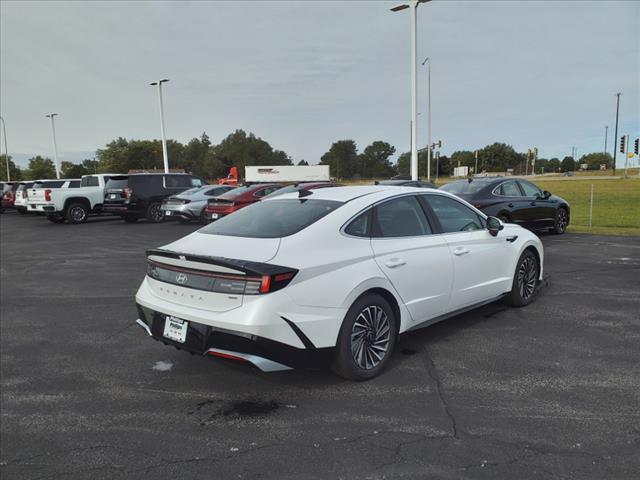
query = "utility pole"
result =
(421, 57, 432, 181)
(623, 134, 629, 178)
(604, 125, 608, 158)
(474, 150, 478, 175)
(613, 92, 621, 175)
(150, 79, 170, 173)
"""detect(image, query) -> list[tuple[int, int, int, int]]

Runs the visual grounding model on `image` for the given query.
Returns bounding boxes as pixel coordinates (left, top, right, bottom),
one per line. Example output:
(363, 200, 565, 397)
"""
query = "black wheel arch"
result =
(63, 197, 91, 212)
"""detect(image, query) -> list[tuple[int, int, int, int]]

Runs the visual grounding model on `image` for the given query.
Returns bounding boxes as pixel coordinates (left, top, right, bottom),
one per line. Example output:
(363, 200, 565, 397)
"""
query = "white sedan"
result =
(135, 186, 543, 380)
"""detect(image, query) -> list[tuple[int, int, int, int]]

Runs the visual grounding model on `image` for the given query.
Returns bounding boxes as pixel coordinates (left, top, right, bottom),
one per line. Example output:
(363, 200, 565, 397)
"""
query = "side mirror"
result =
(543, 190, 551, 199)
(487, 216, 504, 237)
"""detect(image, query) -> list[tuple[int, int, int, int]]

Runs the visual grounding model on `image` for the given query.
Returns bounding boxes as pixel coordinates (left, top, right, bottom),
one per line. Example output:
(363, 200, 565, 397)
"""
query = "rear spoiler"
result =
(146, 248, 294, 277)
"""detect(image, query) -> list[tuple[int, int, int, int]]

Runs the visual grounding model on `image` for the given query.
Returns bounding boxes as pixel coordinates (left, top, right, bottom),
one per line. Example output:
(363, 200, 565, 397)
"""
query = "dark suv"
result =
(103, 173, 206, 223)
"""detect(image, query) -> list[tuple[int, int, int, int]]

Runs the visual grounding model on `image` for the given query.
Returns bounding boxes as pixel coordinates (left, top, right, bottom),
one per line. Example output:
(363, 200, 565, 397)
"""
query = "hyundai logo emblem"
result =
(175, 273, 188, 285)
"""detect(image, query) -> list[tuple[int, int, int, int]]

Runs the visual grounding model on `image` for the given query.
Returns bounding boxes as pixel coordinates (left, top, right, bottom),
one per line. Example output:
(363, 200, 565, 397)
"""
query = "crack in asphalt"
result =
(422, 345, 460, 440)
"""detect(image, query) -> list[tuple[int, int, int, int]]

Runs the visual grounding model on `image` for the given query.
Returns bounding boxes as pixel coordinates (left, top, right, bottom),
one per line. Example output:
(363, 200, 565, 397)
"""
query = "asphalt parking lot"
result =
(1, 211, 639, 480)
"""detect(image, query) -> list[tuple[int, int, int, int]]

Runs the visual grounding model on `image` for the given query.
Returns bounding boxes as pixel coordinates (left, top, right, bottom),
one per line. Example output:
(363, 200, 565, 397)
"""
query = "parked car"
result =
(376, 179, 436, 189)
(30, 174, 120, 224)
(0, 182, 19, 213)
(204, 183, 282, 223)
(161, 185, 236, 224)
(26, 179, 81, 219)
(103, 173, 206, 223)
(440, 177, 570, 234)
(261, 182, 342, 199)
(135, 186, 543, 380)
(13, 181, 36, 214)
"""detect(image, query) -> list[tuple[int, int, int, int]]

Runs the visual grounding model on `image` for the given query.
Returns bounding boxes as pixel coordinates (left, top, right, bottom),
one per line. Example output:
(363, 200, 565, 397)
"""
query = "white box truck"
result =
(244, 165, 330, 183)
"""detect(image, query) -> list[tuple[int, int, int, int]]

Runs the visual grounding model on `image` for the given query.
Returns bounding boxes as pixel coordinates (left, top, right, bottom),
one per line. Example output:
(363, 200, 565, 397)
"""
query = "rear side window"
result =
(344, 210, 372, 237)
(205, 187, 231, 196)
(68, 181, 81, 188)
(373, 196, 432, 238)
(201, 199, 342, 238)
(81, 176, 99, 187)
(129, 175, 163, 190)
(164, 175, 192, 188)
(425, 195, 485, 233)
(254, 186, 281, 197)
(190, 177, 204, 187)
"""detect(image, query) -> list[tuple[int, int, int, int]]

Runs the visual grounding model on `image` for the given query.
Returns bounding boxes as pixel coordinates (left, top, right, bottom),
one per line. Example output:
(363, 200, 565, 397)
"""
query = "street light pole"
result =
(150, 79, 170, 173)
(421, 56, 432, 181)
(0, 116, 9, 181)
(391, 0, 431, 181)
(612, 92, 621, 175)
(604, 125, 608, 159)
(45, 113, 60, 179)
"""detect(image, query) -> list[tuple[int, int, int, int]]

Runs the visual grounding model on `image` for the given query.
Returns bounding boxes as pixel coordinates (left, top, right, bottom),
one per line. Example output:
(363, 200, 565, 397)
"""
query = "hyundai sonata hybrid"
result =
(135, 186, 543, 380)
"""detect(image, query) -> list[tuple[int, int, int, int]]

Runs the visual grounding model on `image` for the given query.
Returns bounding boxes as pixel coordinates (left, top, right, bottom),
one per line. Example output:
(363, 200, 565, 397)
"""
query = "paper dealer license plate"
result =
(163, 316, 188, 343)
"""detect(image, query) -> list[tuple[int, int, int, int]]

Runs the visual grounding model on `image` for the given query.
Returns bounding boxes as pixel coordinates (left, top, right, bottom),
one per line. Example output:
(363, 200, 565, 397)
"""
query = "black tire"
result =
(123, 215, 139, 223)
(199, 209, 207, 225)
(146, 203, 164, 223)
(17, 208, 27, 215)
(498, 213, 510, 224)
(331, 293, 397, 381)
(177, 216, 191, 224)
(551, 207, 568, 234)
(66, 203, 88, 224)
(503, 249, 539, 307)
(47, 213, 66, 224)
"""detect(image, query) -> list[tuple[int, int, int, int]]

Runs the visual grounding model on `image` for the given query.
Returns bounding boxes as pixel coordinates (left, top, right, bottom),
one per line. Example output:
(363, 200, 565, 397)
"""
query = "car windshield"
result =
(200, 199, 343, 238)
(106, 177, 128, 189)
(440, 180, 489, 195)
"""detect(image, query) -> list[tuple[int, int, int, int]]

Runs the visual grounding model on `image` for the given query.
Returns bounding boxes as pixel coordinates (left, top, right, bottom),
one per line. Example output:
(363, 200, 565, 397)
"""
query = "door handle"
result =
(508, 203, 514, 208)
(506, 235, 518, 243)
(453, 247, 470, 256)
(530, 201, 536, 206)
(384, 258, 406, 268)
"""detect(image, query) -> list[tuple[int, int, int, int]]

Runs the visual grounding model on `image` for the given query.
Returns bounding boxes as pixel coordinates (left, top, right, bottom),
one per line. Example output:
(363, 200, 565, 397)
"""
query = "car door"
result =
(493, 180, 528, 226)
(517, 180, 556, 229)
(421, 194, 513, 311)
(370, 195, 453, 324)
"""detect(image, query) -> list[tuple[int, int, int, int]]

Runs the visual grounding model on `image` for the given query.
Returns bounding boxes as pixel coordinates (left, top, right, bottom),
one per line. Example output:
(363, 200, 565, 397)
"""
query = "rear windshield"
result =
(262, 185, 299, 198)
(106, 177, 128, 189)
(16, 183, 34, 191)
(33, 181, 65, 189)
(200, 199, 342, 238)
(440, 180, 489, 195)
(218, 186, 255, 198)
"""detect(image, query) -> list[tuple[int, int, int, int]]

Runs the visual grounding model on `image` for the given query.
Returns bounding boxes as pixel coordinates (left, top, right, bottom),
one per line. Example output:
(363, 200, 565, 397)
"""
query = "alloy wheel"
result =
(557, 209, 567, 232)
(517, 257, 537, 300)
(70, 206, 86, 223)
(150, 204, 163, 222)
(350, 305, 391, 370)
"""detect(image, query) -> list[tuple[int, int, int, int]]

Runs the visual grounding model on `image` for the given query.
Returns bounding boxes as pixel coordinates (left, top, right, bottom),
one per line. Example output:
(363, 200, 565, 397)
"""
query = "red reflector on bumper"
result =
(207, 351, 248, 362)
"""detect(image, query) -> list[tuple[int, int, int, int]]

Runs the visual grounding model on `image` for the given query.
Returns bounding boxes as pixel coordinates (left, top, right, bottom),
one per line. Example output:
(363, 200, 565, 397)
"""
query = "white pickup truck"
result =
(28, 174, 121, 224)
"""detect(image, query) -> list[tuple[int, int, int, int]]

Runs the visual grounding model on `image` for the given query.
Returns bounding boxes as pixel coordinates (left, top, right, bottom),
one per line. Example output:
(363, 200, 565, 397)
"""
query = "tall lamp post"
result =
(604, 125, 608, 158)
(150, 79, 170, 173)
(45, 113, 61, 179)
(612, 92, 621, 175)
(421, 56, 432, 181)
(0, 116, 9, 181)
(391, 0, 432, 181)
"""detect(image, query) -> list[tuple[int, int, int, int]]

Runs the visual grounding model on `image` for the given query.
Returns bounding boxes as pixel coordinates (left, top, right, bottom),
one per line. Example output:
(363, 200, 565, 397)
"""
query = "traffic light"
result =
(619, 136, 626, 154)
(527, 148, 532, 159)
(634, 138, 639, 155)
(534, 147, 538, 159)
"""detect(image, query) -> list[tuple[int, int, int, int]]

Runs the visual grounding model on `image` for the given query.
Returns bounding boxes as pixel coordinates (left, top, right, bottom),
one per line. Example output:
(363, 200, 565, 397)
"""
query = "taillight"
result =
(248, 271, 297, 294)
(44, 189, 52, 201)
(124, 187, 133, 200)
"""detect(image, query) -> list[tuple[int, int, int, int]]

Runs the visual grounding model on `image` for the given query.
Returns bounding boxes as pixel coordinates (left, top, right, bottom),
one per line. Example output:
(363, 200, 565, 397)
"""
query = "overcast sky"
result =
(1, 0, 638, 168)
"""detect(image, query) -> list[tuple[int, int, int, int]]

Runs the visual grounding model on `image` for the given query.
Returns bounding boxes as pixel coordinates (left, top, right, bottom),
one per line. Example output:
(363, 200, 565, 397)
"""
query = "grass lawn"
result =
(534, 178, 640, 236)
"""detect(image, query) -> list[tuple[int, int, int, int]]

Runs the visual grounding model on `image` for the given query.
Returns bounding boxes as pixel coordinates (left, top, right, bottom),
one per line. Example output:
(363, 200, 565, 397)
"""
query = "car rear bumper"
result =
(161, 204, 199, 219)
(135, 303, 332, 371)
(27, 203, 56, 212)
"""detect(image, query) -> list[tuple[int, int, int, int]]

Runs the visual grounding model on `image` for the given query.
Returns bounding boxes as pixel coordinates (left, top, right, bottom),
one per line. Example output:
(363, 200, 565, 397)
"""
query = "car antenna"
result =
(298, 189, 313, 198)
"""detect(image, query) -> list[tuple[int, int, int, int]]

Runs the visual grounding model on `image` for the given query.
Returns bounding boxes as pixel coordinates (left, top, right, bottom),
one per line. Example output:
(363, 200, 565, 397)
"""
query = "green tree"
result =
(580, 152, 612, 170)
(320, 140, 359, 179)
(395, 150, 434, 178)
(297, 159, 309, 166)
(360, 141, 396, 178)
(560, 156, 576, 172)
(449, 151, 475, 173)
(0, 155, 23, 181)
(548, 157, 560, 173)
(26, 156, 56, 179)
(60, 160, 89, 178)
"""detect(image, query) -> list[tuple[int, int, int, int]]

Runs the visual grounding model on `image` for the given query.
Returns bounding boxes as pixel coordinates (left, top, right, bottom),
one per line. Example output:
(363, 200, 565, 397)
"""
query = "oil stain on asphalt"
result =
(188, 399, 284, 426)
